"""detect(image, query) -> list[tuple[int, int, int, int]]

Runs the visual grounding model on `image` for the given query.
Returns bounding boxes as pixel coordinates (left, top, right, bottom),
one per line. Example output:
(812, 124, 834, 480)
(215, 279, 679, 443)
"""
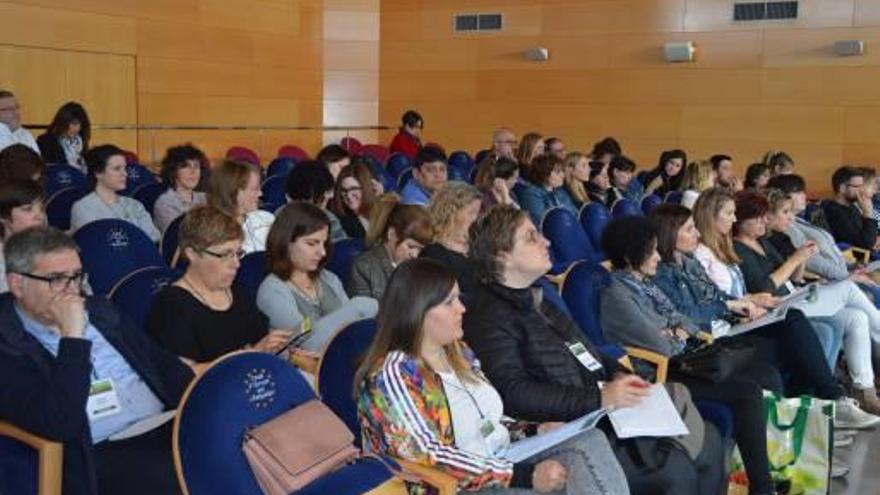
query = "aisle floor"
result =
(830, 426, 880, 494)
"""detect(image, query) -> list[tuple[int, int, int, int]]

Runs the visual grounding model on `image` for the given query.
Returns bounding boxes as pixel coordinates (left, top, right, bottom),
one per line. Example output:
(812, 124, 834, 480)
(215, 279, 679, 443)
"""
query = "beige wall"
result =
(0, 0, 324, 164)
(380, 0, 880, 193)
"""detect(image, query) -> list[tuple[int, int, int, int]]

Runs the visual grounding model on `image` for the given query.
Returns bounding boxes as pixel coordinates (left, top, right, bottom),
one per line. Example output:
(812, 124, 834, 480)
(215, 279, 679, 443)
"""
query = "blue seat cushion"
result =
(295, 457, 392, 495)
(0, 435, 38, 495)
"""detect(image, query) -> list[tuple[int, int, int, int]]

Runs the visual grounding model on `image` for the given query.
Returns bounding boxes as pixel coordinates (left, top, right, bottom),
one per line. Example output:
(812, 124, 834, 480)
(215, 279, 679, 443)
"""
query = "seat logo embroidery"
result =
(244, 368, 276, 409)
(107, 228, 130, 250)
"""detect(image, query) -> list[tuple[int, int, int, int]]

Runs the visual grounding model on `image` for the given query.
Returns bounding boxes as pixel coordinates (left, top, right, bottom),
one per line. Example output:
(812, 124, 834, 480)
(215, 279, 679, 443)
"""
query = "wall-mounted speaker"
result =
(835, 40, 865, 57)
(523, 47, 549, 62)
(664, 41, 696, 63)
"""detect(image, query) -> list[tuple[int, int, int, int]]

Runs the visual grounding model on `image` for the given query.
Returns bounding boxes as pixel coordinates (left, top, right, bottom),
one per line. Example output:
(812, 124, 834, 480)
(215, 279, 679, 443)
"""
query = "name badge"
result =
(480, 420, 496, 438)
(87, 378, 122, 421)
(568, 342, 603, 372)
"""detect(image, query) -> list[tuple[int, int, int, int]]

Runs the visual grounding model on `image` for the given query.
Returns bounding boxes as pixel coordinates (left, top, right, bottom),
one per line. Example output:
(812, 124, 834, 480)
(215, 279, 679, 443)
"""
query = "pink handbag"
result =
(242, 400, 360, 495)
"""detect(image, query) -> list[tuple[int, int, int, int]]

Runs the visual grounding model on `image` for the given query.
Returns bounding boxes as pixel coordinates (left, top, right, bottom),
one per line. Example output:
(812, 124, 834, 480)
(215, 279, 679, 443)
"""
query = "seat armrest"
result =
(622, 347, 669, 384)
(0, 421, 63, 495)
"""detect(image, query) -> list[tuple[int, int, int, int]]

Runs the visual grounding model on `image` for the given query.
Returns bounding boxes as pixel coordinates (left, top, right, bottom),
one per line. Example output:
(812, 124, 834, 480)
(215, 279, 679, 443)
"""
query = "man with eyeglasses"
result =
(0, 226, 193, 495)
(823, 166, 880, 251)
(0, 89, 39, 153)
(491, 127, 518, 160)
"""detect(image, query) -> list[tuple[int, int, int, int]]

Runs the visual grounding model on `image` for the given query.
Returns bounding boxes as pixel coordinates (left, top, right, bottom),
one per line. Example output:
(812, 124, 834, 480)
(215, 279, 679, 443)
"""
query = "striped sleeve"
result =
(380, 352, 514, 491)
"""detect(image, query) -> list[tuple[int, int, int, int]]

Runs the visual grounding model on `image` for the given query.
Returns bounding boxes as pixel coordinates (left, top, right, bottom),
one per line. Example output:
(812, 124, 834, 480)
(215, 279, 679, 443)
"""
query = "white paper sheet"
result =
(608, 384, 689, 439)
(497, 409, 607, 463)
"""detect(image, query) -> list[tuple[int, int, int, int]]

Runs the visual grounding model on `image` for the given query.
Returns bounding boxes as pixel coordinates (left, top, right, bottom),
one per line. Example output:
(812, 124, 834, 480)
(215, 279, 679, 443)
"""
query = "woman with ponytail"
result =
(349, 193, 434, 299)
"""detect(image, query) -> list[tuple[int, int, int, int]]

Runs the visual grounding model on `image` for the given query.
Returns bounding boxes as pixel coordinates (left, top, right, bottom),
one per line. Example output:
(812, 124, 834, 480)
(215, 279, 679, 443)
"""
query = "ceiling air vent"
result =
(454, 13, 503, 32)
(734, 1, 798, 21)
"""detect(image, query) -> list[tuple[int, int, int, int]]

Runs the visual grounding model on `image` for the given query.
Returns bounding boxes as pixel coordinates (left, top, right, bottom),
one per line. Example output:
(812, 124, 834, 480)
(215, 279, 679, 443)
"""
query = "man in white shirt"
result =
(0, 90, 39, 153)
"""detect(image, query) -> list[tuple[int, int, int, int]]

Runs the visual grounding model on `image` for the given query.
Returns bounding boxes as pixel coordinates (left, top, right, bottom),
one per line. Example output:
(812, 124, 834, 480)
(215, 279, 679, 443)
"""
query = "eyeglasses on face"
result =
(201, 248, 246, 261)
(17, 271, 87, 292)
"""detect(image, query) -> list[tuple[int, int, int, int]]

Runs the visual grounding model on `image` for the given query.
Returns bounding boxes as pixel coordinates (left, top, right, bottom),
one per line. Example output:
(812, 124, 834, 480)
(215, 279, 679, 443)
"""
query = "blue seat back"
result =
(641, 194, 663, 215)
(448, 151, 473, 173)
(361, 145, 389, 165)
(317, 319, 378, 446)
(73, 219, 165, 295)
(635, 170, 650, 186)
(109, 266, 178, 331)
(579, 202, 609, 259)
(664, 190, 684, 205)
(260, 175, 287, 213)
(560, 261, 611, 347)
(396, 168, 413, 191)
(385, 153, 411, 179)
(133, 182, 167, 215)
(122, 163, 158, 196)
(611, 197, 641, 218)
(326, 238, 366, 291)
(266, 157, 296, 178)
(363, 155, 396, 193)
(44, 165, 87, 197)
(541, 207, 595, 265)
(175, 352, 316, 495)
(46, 186, 88, 231)
(536, 276, 571, 317)
(473, 149, 491, 165)
(234, 251, 267, 303)
(161, 214, 185, 267)
(447, 165, 467, 182)
(0, 434, 39, 495)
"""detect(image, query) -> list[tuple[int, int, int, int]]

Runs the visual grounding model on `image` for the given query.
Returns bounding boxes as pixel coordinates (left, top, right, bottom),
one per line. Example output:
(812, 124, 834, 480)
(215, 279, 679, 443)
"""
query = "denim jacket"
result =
(652, 255, 733, 330)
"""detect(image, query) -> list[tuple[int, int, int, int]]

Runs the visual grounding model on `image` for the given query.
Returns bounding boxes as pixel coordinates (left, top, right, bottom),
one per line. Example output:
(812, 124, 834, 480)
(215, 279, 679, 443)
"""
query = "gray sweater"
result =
(785, 217, 849, 281)
(70, 192, 160, 242)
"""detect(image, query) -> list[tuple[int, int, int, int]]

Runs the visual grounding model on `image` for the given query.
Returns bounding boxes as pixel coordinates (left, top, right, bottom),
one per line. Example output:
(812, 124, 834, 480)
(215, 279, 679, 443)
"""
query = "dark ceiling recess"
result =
(734, 1, 798, 21)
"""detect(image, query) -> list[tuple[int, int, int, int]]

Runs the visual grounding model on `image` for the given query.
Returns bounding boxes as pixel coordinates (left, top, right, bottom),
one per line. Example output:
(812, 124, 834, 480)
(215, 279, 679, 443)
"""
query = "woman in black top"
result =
(643, 149, 686, 199)
(146, 205, 293, 363)
(37, 102, 90, 171)
(420, 182, 481, 294)
(330, 162, 378, 239)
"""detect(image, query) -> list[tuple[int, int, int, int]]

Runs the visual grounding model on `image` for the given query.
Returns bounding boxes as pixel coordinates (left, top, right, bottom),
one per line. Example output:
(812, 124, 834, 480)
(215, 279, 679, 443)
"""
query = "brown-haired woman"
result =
(330, 162, 378, 239)
(146, 205, 292, 363)
(256, 201, 377, 352)
(207, 159, 274, 253)
(349, 193, 433, 299)
(357, 258, 629, 494)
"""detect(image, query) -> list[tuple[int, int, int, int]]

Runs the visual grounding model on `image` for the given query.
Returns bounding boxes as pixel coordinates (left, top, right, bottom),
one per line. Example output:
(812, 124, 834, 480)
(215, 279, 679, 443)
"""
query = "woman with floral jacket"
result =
(356, 259, 628, 494)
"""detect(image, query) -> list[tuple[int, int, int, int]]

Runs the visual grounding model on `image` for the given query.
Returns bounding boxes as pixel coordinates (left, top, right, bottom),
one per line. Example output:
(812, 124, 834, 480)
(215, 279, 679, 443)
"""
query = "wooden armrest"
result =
(842, 247, 871, 266)
(289, 349, 319, 374)
(623, 347, 669, 384)
(0, 421, 62, 495)
(396, 459, 457, 495)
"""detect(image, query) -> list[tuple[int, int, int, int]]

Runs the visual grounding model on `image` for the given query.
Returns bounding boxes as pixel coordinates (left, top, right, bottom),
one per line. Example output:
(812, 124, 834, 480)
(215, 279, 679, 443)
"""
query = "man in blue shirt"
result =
(0, 226, 193, 495)
(400, 147, 448, 206)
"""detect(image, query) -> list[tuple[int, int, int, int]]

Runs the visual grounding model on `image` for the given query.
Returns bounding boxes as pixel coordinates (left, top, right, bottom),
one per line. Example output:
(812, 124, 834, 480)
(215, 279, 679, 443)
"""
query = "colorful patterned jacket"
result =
(357, 347, 520, 492)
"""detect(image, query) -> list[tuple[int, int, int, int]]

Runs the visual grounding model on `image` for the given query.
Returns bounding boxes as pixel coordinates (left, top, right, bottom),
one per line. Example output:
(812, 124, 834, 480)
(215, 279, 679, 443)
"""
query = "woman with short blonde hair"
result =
(421, 182, 482, 293)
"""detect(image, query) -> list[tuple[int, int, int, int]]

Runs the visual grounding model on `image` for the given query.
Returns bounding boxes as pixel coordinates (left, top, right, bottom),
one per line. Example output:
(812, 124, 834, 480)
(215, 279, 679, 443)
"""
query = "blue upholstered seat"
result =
(326, 238, 366, 292)
(73, 219, 165, 295)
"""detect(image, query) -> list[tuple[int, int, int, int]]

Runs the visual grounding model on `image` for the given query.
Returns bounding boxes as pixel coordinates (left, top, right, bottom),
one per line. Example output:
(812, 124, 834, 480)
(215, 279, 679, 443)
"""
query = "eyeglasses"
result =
(201, 248, 246, 261)
(18, 271, 86, 292)
(496, 140, 518, 146)
(341, 186, 362, 195)
(518, 229, 545, 245)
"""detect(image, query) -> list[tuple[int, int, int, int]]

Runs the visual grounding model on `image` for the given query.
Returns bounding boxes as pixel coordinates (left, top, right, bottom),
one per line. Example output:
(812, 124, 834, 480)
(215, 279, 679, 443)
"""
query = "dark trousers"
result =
(607, 421, 726, 495)
(672, 361, 779, 494)
(94, 421, 181, 495)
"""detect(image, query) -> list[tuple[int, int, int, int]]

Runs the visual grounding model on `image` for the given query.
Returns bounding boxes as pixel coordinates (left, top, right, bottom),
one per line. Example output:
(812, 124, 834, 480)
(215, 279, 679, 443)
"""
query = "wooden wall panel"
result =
(381, 0, 880, 194)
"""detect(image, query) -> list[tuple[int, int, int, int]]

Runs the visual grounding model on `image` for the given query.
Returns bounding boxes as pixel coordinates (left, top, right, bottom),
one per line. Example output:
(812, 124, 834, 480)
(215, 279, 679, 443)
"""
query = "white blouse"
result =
(438, 370, 510, 458)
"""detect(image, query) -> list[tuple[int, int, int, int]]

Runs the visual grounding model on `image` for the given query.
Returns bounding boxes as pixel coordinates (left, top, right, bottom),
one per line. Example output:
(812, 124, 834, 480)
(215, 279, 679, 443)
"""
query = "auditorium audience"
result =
(0, 143, 45, 183)
(643, 149, 686, 198)
(764, 150, 795, 176)
(70, 144, 160, 242)
(823, 166, 879, 250)
(0, 226, 193, 495)
(315, 143, 351, 180)
(284, 160, 347, 242)
(463, 205, 725, 495)
(37, 102, 90, 171)
(421, 182, 481, 294)
(711, 154, 742, 192)
(146, 206, 289, 363)
(207, 159, 274, 253)
(744, 163, 771, 191)
(491, 127, 518, 160)
(608, 154, 642, 203)
(349, 194, 433, 299)
(600, 213, 781, 493)
(356, 258, 630, 494)
(680, 160, 716, 209)
(561, 152, 590, 208)
(544, 136, 566, 160)
(152, 144, 207, 233)
(0, 180, 45, 292)
(584, 159, 612, 207)
(399, 146, 448, 207)
(515, 132, 544, 178)
(330, 162, 376, 240)
(0, 90, 38, 153)
(389, 110, 422, 159)
(474, 155, 520, 210)
(256, 202, 377, 352)
(517, 154, 577, 226)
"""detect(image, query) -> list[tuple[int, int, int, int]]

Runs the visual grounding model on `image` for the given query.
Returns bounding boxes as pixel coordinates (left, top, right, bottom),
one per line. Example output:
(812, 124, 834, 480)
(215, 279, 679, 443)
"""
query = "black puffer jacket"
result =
(463, 282, 627, 422)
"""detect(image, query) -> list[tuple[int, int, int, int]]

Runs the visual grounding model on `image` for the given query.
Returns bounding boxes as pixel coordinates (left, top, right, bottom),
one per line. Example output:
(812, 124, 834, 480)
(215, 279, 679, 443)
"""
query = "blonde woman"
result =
(515, 132, 544, 179)
(680, 160, 717, 209)
(562, 152, 590, 208)
(421, 182, 482, 293)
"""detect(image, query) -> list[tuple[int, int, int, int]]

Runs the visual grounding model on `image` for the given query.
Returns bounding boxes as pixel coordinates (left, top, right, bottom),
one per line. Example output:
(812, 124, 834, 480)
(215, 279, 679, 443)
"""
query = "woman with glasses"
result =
(0, 179, 46, 292)
(146, 206, 293, 363)
(330, 162, 377, 240)
(256, 202, 378, 353)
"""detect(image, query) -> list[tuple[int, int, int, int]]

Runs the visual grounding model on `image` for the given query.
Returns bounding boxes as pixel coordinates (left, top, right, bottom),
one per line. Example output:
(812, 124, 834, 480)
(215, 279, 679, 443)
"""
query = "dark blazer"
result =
(36, 132, 67, 165)
(349, 244, 394, 299)
(0, 293, 193, 495)
(463, 282, 627, 422)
